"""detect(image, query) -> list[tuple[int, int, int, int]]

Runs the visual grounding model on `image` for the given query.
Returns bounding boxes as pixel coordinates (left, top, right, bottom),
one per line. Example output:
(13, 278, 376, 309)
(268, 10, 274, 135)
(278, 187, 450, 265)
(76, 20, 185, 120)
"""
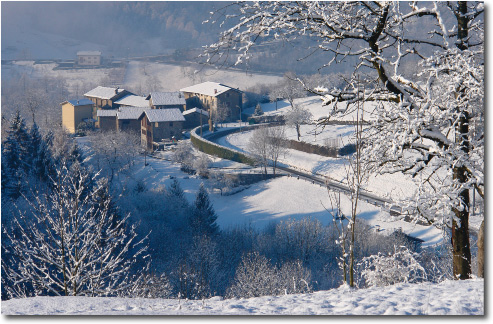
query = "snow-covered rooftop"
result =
(84, 86, 126, 100)
(62, 99, 94, 107)
(147, 92, 186, 106)
(97, 109, 118, 117)
(183, 107, 209, 117)
(117, 107, 147, 120)
(180, 81, 241, 97)
(144, 108, 185, 123)
(77, 51, 101, 56)
(114, 94, 149, 107)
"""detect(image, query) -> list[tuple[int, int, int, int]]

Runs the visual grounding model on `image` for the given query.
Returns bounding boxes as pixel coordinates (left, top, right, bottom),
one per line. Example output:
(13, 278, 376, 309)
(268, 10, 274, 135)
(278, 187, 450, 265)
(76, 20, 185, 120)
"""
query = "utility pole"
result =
(200, 108, 203, 137)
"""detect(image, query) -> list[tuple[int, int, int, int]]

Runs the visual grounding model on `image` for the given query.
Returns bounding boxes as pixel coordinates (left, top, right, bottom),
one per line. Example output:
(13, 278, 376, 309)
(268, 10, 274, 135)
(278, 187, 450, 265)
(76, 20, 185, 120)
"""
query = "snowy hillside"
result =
(2, 279, 484, 315)
(243, 96, 384, 122)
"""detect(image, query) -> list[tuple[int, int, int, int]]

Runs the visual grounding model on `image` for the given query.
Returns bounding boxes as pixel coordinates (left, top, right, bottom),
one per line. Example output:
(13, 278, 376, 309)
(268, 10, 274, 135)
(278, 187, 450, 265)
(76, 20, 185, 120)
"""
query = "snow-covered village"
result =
(0, 1, 485, 317)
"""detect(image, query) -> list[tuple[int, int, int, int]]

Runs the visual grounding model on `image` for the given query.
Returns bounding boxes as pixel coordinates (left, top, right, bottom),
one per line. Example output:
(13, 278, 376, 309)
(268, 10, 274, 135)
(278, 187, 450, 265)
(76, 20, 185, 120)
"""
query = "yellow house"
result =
(61, 99, 95, 133)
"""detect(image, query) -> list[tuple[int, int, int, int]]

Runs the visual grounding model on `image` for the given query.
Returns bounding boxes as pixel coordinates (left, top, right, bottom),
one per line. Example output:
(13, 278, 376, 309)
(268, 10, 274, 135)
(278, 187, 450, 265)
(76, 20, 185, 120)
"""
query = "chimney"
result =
(214, 89, 217, 94)
(77, 100, 79, 104)
(115, 87, 119, 94)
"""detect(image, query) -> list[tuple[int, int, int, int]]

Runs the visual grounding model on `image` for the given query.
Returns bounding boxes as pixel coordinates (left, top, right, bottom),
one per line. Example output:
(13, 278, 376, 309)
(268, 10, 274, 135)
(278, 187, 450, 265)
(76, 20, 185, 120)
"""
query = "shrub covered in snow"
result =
(358, 246, 426, 288)
(226, 252, 312, 299)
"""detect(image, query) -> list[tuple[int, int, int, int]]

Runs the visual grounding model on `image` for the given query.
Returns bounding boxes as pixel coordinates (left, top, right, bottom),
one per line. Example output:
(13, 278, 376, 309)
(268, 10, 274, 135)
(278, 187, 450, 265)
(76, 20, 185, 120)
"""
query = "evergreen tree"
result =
(2, 111, 30, 171)
(28, 122, 55, 182)
(165, 180, 191, 231)
(253, 103, 264, 116)
(189, 183, 219, 237)
(2, 112, 30, 198)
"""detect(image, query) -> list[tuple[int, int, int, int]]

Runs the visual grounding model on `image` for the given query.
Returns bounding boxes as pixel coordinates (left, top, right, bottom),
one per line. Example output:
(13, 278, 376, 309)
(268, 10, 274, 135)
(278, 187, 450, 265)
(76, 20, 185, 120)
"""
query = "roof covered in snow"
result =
(97, 109, 118, 117)
(62, 99, 94, 107)
(144, 109, 185, 123)
(114, 94, 150, 107)
(147, 92, 186, 106)
(180, 81, 242, 97)
(182, 107, 209, 117)
(77, 51, 101, 56)
(84, 86, 126, 100)
(117, 107, 147, 120)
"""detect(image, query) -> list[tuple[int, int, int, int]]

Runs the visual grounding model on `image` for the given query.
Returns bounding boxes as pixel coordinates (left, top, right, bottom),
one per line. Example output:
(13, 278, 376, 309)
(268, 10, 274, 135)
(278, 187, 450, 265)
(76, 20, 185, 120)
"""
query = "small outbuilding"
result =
(182, 107, 209, 129)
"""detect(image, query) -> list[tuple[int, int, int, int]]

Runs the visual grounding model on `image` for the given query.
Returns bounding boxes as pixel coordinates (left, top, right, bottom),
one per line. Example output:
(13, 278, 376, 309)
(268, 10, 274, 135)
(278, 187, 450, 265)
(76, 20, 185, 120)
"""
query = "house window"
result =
(169, 122, 173, 127)
(155, 122, 159, 127)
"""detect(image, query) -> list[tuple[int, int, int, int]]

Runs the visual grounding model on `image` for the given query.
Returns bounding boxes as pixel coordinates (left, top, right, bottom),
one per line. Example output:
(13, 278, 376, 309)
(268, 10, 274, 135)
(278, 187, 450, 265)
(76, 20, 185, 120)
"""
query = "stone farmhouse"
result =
(65, 81, 243, 151)
(140, 109, 185, 150)
(180, 81, 242, 122)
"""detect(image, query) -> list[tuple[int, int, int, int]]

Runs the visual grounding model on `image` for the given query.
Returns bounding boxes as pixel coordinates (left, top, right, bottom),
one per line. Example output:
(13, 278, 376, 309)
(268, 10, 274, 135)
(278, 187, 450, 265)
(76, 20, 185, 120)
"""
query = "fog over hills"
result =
(2, 1, 432, 75)
(1, 1, 225, 60)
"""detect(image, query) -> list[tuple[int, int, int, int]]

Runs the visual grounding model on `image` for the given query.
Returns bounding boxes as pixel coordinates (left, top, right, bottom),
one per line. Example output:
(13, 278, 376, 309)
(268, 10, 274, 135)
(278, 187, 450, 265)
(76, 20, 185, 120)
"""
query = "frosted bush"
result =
(359, 246, 426, 287)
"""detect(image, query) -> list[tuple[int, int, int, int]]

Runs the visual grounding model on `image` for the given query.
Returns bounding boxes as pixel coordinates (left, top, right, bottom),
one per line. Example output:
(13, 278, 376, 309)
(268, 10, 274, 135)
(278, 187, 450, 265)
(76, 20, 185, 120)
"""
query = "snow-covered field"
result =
(2, 279, 484, 315)
(74, 134, 443, 247)
(215, 125, 419, 203)
(124, 61, 282, 93)
(243, 95, 384, 122)
(2, 60, 282, 95)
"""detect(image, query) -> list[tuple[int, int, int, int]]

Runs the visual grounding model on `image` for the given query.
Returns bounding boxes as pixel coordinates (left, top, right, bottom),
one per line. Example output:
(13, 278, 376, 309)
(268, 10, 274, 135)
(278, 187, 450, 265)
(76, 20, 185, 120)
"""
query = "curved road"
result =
(204, 127, 395, 210)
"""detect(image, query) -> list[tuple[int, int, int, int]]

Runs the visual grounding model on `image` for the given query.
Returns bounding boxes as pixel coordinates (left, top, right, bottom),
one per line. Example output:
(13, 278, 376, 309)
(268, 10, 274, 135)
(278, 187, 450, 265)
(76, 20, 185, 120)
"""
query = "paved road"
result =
(275, 165, 392, 208)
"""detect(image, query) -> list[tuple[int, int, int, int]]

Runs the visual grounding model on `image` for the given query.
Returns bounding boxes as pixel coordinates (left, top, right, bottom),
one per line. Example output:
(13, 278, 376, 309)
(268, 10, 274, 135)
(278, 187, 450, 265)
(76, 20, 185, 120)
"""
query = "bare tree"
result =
(172, 140, 194, 173)
(326, 97, 368, 287)
(213, 103, 230, 127)
(247, 126, 287, 175)
(267, 125, 287, 175)
(247, 127, 270, 175)
(88, 130, 140, 183)
(2, 162, 148, 299)
(285, 104, 312, 141)
(205, 1, 484, 280)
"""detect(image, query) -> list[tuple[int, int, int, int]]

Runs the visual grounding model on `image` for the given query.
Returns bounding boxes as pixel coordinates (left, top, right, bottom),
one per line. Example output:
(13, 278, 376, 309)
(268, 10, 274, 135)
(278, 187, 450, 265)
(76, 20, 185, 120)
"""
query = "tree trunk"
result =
(451, 110, 472, 280)
(477, 220, 484, 278)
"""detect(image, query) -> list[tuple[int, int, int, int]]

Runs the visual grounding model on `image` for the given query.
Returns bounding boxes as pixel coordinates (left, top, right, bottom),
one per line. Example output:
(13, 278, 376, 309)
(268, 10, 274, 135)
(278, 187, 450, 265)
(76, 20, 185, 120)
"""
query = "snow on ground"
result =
(2, 279, 484, 315)
(123, 61, 282, 92)
(3, 60, 282, 96)
(244, 95, 385, 122)
(215, 126, 418, 202)
(1, 61, 122, 94)
(76, 135, 442, 247)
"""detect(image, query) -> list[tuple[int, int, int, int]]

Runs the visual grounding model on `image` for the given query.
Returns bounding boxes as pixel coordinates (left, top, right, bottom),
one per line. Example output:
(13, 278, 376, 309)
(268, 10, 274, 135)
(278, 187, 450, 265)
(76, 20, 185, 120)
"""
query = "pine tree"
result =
(253, 103, 264, 116)
(2, 112, 30, 198)
(2, 111, 30, 171)
(28, 122, 55, 182)
(189, 183, 219, 237)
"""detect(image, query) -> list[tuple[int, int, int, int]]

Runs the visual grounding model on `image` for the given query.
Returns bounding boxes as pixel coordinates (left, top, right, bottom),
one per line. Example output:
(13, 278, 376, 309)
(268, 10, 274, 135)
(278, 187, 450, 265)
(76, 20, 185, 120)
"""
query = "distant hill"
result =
(1, 1, 225, 60)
